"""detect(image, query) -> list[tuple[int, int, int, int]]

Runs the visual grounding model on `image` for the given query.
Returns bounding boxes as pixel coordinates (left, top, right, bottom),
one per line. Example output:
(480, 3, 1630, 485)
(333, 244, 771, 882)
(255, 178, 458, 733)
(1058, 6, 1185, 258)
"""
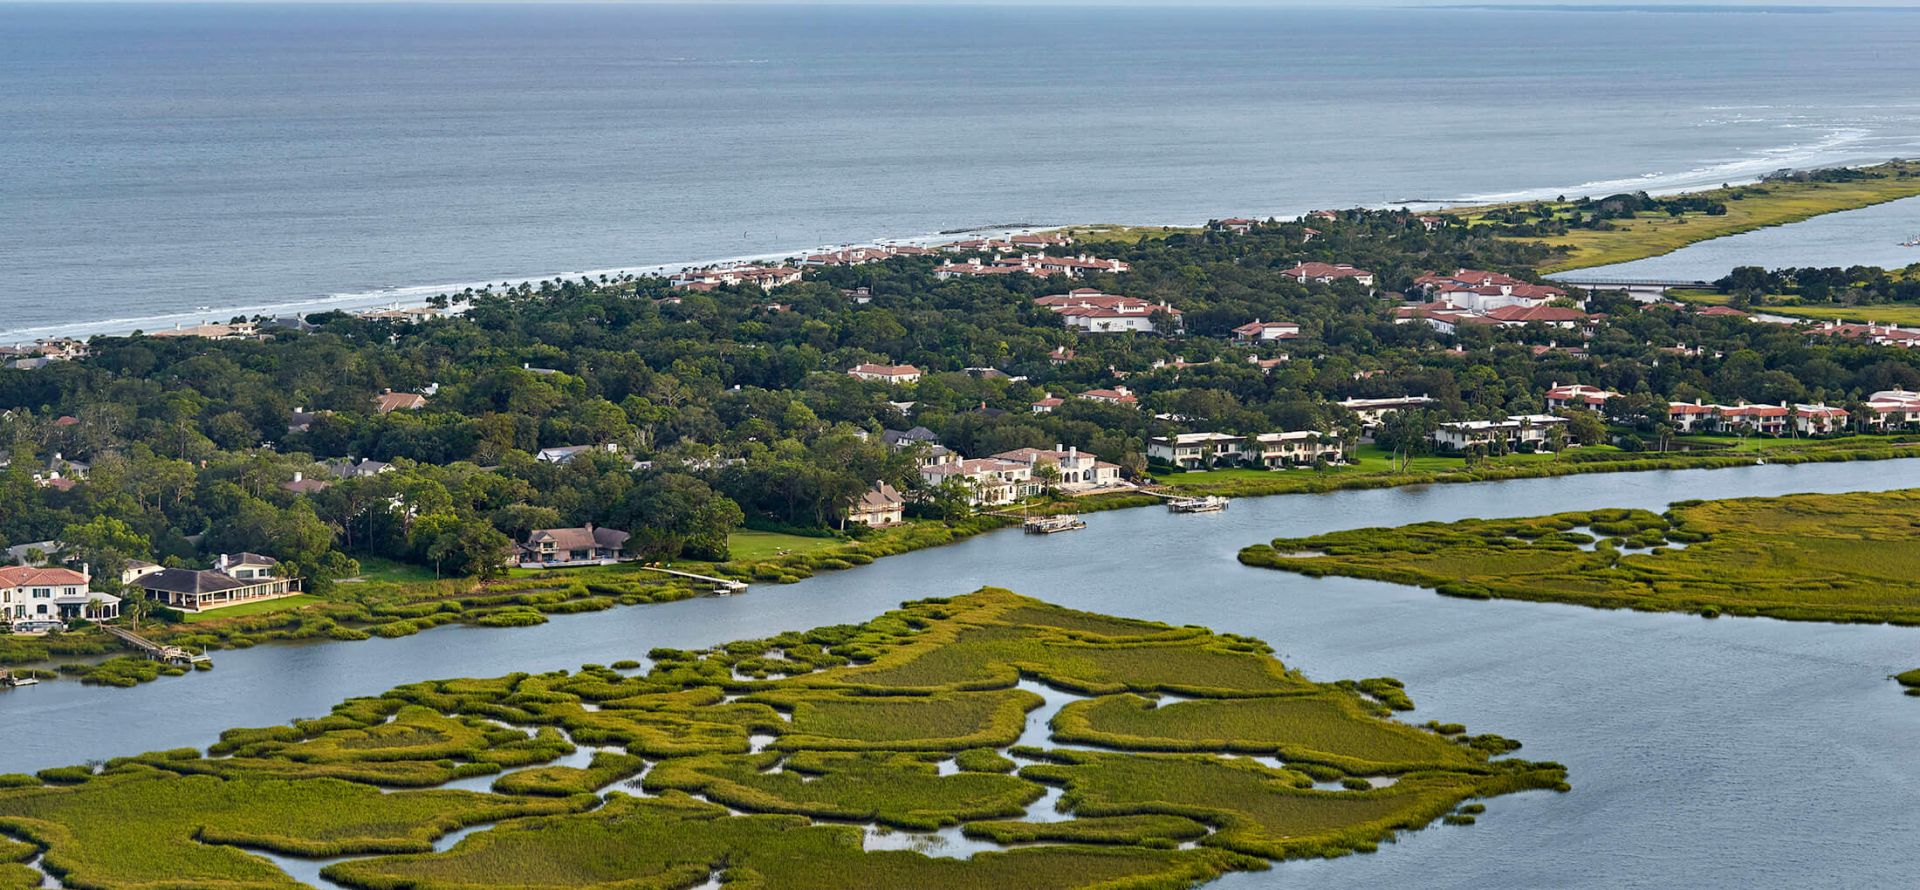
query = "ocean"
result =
(6, 2, 1920, 340)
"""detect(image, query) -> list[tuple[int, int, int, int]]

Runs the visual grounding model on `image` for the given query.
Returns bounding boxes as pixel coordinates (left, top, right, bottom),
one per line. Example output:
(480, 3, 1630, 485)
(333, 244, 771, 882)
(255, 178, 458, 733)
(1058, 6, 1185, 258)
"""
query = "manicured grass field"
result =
(0, 589, 1563, 889)
(1242, 489, 1920, 629)
(725, 529, 846, 562)
(179, 594, 324, 623)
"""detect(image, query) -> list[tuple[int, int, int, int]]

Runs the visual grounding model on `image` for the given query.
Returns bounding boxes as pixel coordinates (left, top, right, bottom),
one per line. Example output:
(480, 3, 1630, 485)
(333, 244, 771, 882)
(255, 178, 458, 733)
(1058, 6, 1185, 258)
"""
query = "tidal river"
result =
(6, 459, 1920, 889)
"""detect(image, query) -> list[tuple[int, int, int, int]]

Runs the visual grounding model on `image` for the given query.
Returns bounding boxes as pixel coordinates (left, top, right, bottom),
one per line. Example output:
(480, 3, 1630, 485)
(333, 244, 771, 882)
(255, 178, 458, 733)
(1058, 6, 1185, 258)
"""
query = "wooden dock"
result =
(639, 566, 749, 595)
(102, 626, 211, 666)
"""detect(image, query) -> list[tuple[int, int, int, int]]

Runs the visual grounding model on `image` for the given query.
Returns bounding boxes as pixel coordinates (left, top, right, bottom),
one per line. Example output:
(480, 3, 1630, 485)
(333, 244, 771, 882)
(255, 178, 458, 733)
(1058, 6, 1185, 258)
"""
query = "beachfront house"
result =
(133, 553, 301, 614)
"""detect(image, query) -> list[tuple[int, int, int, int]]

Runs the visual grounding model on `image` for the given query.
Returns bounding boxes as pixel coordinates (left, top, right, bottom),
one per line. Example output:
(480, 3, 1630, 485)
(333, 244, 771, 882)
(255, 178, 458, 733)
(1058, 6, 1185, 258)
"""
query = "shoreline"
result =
(10, 156, 1906, 344)
(10, 442, 1915, 686)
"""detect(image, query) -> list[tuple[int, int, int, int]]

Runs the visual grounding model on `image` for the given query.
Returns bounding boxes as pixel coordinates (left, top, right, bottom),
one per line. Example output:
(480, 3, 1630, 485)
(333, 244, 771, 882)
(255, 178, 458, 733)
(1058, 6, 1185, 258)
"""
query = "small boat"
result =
(1168, 495, 1230, 514)
(1024, 514, 1087, 534)
(0, 670, 39, 688)
(1902, 235, 1920, 247)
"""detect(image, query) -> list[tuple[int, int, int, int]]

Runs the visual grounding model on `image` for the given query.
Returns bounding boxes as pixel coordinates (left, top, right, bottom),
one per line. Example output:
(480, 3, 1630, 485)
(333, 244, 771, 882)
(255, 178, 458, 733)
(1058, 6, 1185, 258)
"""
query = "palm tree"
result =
(1033, 462, 1063, 498)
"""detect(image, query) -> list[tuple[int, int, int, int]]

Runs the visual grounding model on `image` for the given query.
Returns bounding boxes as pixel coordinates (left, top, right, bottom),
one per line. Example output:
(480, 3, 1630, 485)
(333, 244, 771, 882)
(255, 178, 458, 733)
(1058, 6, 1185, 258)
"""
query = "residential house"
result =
(374, 390, 429, 413)
(1804, 321, 1920, 349)
(1280, 263, 1376, 288)
(1252, 431, 1348, 467)
(918, 458, 1032, 507)
(1484, 305, 1591, 329)
(536, 443, 620, 464)
(1231, 320, 1302, 343)
(517, 525, 633, 568)
(1147, 432, 1246, 469)
(1665, 401, 1847, 436)
(846, 482, 906, 528)
(359, 305, 444, 323)
(1078, 387, 1139, 408)
(883, 427, 955, 466)
(1011, 232, 1072, 249)
(1415, 269, 1566, 313)
(288, 407, 329, 434)
(1338, 395, 1436, 431)
(1793, 404, 1851, 436)
(149, 321, 259, 340)
(799, 247, 895, 267)
(1030, 394, 1065, 414)
(1865, 390, 1920, 430)
(1, 565, 119, 630)
(1035, 291, 1180, 334)
(282, 472, 331, 495)
(327, 457, 393, 479)
(990, 445, 1123, 491)
(847, 363, 923, 384)
(670, 265, 804, 291)
(1431, 415, 1568, 451)
(1212, 218, 1259, 234)
(1544, 383, 1620, 411)
(134, 554, 300, 613)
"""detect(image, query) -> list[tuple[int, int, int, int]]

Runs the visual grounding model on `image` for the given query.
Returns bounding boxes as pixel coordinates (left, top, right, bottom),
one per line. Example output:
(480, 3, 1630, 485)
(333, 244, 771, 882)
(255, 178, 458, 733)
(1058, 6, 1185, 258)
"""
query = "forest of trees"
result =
(5, 207, 1919, 591)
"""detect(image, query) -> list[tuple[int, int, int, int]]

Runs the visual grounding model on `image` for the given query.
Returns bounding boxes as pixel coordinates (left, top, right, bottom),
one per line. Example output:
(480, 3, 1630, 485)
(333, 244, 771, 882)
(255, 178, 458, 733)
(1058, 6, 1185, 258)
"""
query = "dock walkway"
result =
(102, 625, 211, 665)
(640, 566, 749, 594)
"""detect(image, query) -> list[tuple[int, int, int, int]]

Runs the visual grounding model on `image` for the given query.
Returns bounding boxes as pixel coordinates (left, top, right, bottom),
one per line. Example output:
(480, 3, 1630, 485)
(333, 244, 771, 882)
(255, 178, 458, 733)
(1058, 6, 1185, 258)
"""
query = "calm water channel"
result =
(5, 459, 1919, 889)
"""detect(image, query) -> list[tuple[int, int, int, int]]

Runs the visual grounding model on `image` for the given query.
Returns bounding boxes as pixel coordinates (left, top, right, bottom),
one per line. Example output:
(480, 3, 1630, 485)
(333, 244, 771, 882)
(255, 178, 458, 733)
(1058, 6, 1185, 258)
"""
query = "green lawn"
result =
(726, 529, 847, 562)
(1670, 434, 1881, 453)
(345, 555, 441, 584)
(179, 594, 323, 623)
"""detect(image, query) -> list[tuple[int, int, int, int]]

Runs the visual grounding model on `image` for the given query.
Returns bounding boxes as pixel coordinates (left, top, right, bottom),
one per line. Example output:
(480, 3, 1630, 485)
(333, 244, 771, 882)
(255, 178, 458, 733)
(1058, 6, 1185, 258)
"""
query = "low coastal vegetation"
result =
(1460, 160, 1920, 272)
(0, 589, 1565, 889)
(1241, 487, 1920, 635)
(0, 515, 1010, 687)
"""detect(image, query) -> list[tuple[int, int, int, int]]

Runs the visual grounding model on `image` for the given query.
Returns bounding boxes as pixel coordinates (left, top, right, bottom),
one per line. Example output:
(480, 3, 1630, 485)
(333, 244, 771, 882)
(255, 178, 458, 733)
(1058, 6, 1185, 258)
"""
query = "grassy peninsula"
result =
(0, 589, 1566, 889)
(1241, 489, 1920, 667)
(1455, 160, 1920, 273)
